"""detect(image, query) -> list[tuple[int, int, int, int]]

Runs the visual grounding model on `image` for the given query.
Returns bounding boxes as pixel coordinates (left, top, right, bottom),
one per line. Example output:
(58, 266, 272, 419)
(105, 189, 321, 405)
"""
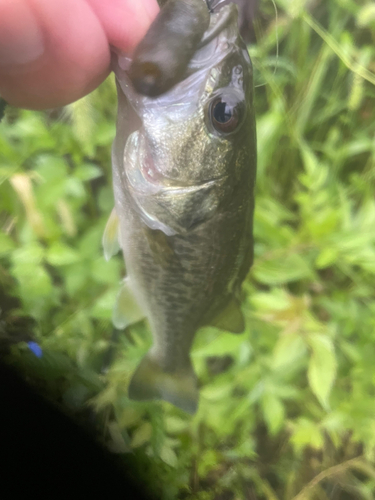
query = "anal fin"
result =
(128, 354, 198, 415)
(209, 297, 245, 334)
(112, 277, 145, 330)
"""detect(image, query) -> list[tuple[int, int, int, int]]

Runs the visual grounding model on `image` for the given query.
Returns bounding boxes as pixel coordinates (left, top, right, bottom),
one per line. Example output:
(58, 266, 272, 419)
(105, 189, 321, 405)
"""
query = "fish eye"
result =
(208, 93, 244, 135)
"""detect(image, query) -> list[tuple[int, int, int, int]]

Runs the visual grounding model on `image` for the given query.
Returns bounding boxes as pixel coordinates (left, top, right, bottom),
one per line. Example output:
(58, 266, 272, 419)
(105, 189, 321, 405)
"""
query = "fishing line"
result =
(254, 0, 279, 89)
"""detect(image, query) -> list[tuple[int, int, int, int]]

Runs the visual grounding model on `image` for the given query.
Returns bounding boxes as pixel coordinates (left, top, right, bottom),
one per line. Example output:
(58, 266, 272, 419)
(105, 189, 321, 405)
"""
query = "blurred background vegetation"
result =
(1, 0, 375, 498)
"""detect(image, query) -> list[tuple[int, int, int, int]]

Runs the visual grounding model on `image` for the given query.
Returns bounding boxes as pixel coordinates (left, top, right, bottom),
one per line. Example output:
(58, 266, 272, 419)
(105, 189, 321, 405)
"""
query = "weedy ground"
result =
(1, 0, 375, 499)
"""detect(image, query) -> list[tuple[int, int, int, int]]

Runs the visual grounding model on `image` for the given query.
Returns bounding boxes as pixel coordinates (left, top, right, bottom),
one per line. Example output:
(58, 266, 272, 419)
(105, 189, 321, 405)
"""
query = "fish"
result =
(103, 1, 256, 414)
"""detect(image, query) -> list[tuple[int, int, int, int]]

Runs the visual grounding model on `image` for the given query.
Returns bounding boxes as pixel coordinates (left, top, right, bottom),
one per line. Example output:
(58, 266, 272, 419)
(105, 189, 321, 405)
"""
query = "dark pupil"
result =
(213, 101, 232, 123)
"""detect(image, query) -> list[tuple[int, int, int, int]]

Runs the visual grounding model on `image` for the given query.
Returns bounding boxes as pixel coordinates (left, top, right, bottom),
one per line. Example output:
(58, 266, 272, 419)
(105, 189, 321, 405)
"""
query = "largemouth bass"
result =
(103, 2, 256, 414)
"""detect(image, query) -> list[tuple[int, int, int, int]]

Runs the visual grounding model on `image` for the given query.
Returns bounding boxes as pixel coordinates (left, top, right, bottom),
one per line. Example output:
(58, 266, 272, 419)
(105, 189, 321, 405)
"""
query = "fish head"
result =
(113, 3, 256, 191)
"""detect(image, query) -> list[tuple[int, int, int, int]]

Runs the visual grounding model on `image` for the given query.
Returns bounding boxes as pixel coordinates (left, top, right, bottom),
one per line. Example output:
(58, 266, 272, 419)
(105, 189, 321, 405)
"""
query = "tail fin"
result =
(128, 354, 198, 415)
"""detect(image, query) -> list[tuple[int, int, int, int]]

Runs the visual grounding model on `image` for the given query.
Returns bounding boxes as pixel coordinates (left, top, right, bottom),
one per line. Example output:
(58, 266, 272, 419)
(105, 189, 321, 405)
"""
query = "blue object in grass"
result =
(27, 341, 43, 358)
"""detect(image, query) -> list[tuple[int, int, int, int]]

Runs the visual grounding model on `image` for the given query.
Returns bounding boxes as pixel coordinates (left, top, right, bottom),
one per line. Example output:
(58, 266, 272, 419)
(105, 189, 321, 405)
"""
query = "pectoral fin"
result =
(128, 353, 198, 414)
(112, 277, 145, 330)
(210, 297, 245, 334)
(103, 208, 120, 261)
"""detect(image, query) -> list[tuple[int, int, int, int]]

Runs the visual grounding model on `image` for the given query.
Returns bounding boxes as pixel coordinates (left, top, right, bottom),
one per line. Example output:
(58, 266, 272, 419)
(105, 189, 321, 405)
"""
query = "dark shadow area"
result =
(0, 360, 153, 499)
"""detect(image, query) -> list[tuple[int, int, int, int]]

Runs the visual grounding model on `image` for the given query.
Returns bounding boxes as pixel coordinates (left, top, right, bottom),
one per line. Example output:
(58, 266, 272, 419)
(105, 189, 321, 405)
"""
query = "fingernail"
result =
(0, 2, 45, 69)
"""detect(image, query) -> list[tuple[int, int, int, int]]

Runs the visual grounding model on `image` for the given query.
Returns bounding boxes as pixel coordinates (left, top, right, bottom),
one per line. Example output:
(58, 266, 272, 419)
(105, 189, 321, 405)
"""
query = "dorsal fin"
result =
(209, 297, 245, 334)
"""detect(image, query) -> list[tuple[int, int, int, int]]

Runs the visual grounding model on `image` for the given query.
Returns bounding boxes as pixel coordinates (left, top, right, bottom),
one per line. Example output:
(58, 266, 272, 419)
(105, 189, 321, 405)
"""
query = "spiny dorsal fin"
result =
(128, 353, 198, 415)
(112, 277, 145, 330)
(102, 208, 120, 261)
(210, 297, 245, 334)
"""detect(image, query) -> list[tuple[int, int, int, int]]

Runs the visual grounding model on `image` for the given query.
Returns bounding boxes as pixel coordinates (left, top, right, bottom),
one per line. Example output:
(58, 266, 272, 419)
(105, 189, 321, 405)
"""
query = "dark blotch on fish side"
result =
(129, 0, 210, 97)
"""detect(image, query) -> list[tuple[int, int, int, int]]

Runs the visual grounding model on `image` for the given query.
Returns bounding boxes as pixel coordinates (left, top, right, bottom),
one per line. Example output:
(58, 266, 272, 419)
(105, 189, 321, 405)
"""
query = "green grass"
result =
(1, 0, 375, 498)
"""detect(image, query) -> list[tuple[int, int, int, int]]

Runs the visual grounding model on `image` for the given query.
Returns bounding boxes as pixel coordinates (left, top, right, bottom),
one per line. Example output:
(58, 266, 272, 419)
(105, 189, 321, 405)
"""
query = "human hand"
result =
(0, 0, 159, 110)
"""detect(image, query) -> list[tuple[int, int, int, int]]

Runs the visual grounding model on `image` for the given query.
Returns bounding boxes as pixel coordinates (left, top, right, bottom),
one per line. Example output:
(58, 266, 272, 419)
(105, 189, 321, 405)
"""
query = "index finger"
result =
(0, 0, 158, 110)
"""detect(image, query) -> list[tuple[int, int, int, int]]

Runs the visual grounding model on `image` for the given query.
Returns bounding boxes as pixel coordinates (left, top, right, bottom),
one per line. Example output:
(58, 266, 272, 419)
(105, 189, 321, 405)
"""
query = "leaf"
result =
(253, 253, 313, 285)
(12, 263, 52, 298)
(299, 141, 329, 190)
(315, 247, 339, 269)
(0, 232, 15, 256)
(165, 417, 189, 434)
(198, 449, 221, 477)
(194, 331, 245, 357)
(159, 446, 178, 468)
(226, 439, 256, 460)
(46, 242, 80, 266)
(94, 122, 116, 146)
(273, 334, 307, 369)
(119, 408, 143, 428)
(34, 155, 68, 183)
(11, 242, 44, 265)
(251, 289, 291, 312)
(90, 288, 117, 321)
(291, 418, 324, 453)
(64, 177, 86, 199)
(130, 422, 152, 448)
(307, 334, 337, 409)
(91, 385, 117, 411)
(78, 226, 102, 258)
(200, 383, 232, 402)
(64, 263, 90, 297)
(356, 4, 375, 28)
(90, 257, 121, 285)
(34, 156, 69, 208)
(0, 165, 18, 186)
(261, 393, 285, 435)
(74, 163, 102, 181)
